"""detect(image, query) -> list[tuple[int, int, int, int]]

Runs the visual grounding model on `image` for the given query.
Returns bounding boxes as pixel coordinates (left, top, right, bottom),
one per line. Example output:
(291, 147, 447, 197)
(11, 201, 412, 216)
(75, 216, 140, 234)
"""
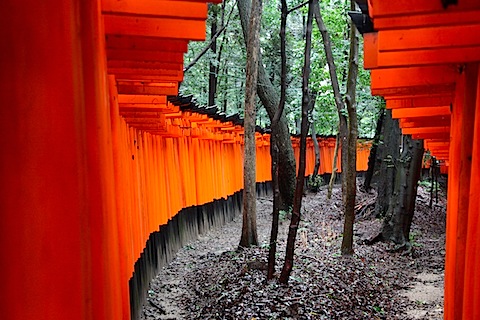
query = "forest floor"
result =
(141, 183, 446, 320)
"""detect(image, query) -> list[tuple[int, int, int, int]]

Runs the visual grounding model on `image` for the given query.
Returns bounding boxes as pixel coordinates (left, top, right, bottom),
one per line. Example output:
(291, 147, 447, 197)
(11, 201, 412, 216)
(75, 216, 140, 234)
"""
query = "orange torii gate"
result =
(0, 1, 374, 319)
(355, 0, 480, 318)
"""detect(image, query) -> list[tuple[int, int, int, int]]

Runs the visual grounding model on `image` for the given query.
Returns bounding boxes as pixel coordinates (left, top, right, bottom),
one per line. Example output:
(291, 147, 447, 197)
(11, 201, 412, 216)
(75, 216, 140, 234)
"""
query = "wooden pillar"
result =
(462, 64, 480, 319)
(0, 0, 125, 319)
(0, 2, 86, 319)
(444, 64, 477, 320)
(108, 76, 131, 319)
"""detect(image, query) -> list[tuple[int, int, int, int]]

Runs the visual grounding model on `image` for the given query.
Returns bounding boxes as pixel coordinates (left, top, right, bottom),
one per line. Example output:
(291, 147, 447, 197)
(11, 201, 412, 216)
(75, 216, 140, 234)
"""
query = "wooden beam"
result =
(399, 115, 450, 128)
(107, 49, 184, 63)
(369, 0, 480, 18)
(369, 45, 480, 69)
(118, 104, 178, 113)
(386, 95, 453, 109)
(114, 74, 183, 82)
(371, 66, 456, 89)
(107, 60, 182, 70)
(372, 83, 455, 98)
(126, 123, 167, 131)
(106, 35, 188, 52)
(123, 117, 166, 125)
(373, 10, 480, 30)
(392, 106, 451, 119)
(117, 83, 178, 96)
(102, 0, 207, 20)
(104, 15, 206, 41)
(402, 126, 450, 135)
(108, 68, 184, 81)
(117, 94, 167, 104)
(412, 132, 450, 140)
(364, 32, 480, 68)
(426, 141, 450, 149)
(378, 24, 480, 52)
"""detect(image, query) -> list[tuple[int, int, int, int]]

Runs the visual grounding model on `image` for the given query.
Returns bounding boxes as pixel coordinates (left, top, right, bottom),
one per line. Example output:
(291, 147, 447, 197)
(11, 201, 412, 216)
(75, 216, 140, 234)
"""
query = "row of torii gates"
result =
(0, 0, 478, 319)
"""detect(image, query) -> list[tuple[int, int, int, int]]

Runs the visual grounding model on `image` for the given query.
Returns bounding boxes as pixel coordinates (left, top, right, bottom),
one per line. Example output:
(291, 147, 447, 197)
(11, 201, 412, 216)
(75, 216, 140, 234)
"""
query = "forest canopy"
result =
(180, 0, 383, 137)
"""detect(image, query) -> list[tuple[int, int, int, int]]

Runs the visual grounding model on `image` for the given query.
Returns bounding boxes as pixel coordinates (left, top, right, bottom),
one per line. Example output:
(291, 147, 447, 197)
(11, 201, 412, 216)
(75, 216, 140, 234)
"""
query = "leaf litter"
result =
(142, 184, 446, 319)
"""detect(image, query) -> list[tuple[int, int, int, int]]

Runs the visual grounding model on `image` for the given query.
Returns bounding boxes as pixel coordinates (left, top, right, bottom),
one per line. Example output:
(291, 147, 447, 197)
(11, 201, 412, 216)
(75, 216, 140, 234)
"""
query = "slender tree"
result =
(313, 0, 359, 255)
(279, 0, 313, 284)
(312, 0, 348, 198)
(311, 127, 320, 179)
(238, 0, 296, 209)
(310, 93, 320, 183)
(208, 5, 219, 106)
(341, 0, 360, 255)
(239, 0, 262, 247)
(327, 131, 340, 199)
(267, 0, 288, 280)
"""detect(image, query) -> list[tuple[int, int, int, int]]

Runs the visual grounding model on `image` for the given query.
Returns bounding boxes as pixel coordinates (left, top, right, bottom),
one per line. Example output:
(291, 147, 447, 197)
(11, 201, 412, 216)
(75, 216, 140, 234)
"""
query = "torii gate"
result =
(355, 0, 480, 318)
(0, 1, 370, 319)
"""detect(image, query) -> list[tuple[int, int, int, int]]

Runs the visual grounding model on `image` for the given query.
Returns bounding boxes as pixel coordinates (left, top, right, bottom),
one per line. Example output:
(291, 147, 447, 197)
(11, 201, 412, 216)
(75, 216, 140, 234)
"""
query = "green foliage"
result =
(372, 305, 385, 315)
(409, 231, 423, 248)
(279, 207, 292, 221)
(181, 0, 382, 137)
(307, 174, 323, 192)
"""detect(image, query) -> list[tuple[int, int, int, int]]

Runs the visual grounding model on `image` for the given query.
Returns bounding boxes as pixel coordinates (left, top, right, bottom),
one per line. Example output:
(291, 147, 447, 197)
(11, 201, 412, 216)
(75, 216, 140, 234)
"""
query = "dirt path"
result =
(142, 185, 446, 319)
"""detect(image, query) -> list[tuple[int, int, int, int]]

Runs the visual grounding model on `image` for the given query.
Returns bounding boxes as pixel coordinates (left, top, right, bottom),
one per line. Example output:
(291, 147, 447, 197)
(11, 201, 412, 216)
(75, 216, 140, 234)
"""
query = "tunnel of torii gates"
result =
(351, 0, 480, 319)
(0, 1, 376, 319)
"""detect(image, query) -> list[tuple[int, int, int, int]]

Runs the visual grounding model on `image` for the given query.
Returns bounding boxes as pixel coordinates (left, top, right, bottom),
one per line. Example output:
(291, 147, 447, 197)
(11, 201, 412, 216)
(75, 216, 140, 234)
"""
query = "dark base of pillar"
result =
(129, 182, 272, 319)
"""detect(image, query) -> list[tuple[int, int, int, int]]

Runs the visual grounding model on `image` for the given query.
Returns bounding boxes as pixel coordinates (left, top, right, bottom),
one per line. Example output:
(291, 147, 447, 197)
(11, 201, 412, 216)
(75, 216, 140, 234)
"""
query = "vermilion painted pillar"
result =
(444, 68, 465, 320)
(463, 64, 480, 319)
(1, 0, 124, 319)
(0, 2, 86, 319)
(109, 75, 131, 319)
(444, 64, 478, 320)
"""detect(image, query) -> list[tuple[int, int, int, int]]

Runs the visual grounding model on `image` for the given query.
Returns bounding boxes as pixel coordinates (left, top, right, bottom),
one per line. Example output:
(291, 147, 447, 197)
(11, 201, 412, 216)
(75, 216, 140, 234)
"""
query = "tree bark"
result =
(267, 0, 288, 280)
(239, 0, 262, 248)
(340, 0, 359, 256)
(327, 132, 340, 199)
(374, 109, 401, 218)
(238, 0, 296, 209)
(380, 135, 424, 250)
(362, 108, 385, 192)
(311, 121, 320, 178)
(279, 0, 313, 284)
(208, 5, 218, 106)
(312, 0, 348, 198)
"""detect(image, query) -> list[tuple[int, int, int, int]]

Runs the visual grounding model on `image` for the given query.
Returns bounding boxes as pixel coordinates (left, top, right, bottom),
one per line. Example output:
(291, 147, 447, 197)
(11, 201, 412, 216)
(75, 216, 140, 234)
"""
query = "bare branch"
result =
(184, 0, 238, 73)
(287, 1, 309, 14)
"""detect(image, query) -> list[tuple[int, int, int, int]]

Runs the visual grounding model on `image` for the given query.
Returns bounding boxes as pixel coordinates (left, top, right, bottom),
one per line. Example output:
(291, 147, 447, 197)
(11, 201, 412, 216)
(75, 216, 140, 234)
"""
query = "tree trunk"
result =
(362, 108, 385, 192)
(374, 109, 401, 218)
(312, 0, 348, 199)
(312, 123, 320, 178)
(239, 0, 262, 248)
(279, 0, 313, 284)
(380, 135, 424, 251)
(208, 5, 218, 106)
(341, 0, 359, 256)
(429, 157, 434, 208)
(267, 0, 287, 280)
(327, 132, 340, 199)
(238, 0, 296, 209)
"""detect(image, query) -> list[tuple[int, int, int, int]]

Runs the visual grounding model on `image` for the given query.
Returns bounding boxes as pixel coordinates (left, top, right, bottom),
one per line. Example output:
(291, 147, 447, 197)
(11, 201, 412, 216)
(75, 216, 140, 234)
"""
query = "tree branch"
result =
(184, 0, 238, 73)
(287, 1, 309, 14)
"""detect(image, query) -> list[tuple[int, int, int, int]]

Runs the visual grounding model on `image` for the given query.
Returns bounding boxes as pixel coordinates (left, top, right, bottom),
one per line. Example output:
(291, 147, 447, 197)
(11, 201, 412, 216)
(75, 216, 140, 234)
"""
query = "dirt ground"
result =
(141, 183, 446, 319)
